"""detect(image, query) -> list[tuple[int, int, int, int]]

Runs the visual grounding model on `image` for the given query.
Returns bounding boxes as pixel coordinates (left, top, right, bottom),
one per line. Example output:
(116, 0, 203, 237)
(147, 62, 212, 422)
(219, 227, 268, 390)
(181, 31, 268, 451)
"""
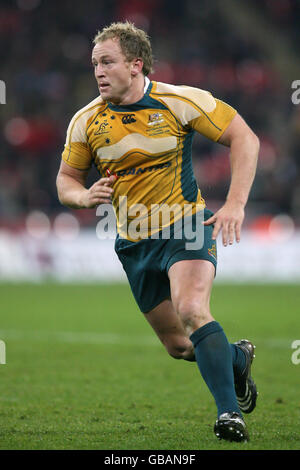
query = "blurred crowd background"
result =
(1, 0, 300, 231)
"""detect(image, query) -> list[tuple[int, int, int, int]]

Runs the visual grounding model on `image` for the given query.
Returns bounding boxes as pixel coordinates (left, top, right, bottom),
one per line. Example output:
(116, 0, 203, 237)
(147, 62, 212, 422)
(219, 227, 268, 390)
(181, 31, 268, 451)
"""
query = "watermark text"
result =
(291, 80, 300, 105)
(0, 340, 6, 364)
(0, 80, 6, 104)
(96, 197, 205, 250)
(291, 340, 300, 365)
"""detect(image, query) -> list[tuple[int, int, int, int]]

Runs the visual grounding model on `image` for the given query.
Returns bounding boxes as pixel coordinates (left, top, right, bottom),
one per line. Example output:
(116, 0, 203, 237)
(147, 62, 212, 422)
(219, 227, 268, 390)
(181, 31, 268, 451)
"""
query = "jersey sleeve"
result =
(62, 112, 93, 170)
(152, 83, 237, 142)
(189, 94, 237, 142)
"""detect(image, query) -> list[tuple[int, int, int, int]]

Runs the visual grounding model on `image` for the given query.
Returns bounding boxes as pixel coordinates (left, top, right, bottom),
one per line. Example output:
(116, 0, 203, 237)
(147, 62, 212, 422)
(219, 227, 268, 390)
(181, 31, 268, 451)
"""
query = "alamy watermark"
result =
(0, 80, 6, 104)
(291, 340, 300, 365)
(0, 340, 6, 364)
(96, 197, 205, 250)
(291, 80, 300, 105)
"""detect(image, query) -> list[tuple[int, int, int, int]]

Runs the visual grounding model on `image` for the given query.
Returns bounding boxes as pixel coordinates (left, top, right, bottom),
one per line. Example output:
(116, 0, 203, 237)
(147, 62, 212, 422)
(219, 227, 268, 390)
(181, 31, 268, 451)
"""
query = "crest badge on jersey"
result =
(148, 112, 164, 126)
(94, 120, 109, 135)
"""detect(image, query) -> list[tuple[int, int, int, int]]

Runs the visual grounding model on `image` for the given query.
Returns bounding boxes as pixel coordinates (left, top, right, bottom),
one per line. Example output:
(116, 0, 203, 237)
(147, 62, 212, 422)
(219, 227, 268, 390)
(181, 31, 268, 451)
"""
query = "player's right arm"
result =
(56, 160, 115, 209)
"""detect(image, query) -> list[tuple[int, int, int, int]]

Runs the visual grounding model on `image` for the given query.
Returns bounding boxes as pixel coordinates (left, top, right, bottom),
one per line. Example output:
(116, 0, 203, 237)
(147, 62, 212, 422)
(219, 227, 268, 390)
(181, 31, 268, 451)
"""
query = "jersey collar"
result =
(107, 77, 153, 112)
(144, 76, 150, 94)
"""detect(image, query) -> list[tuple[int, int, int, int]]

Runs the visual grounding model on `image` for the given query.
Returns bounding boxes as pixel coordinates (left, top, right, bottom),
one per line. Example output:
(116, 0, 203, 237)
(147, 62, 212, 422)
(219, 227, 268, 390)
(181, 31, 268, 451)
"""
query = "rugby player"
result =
(56, 22, 260, 442)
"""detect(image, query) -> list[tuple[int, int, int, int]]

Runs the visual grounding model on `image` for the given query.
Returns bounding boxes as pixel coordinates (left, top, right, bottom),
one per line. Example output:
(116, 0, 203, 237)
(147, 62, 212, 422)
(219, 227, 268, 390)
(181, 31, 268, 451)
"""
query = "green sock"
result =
(190, 321, 241, 417)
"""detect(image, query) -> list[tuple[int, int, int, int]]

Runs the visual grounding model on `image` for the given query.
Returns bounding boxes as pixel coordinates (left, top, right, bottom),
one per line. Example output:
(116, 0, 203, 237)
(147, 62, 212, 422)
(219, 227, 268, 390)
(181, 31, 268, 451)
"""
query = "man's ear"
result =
(131, 58, 144, 76)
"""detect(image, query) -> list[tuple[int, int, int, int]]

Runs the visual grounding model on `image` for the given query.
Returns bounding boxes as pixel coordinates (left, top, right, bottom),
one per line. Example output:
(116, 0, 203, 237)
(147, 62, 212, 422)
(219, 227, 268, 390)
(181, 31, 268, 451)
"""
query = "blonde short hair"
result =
(93, 21, 154, 76)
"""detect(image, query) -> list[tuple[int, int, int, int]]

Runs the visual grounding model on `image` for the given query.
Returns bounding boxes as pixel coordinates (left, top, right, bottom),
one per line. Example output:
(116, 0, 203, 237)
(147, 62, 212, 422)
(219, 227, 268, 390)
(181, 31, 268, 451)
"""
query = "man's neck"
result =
(113, 75, 149, 106)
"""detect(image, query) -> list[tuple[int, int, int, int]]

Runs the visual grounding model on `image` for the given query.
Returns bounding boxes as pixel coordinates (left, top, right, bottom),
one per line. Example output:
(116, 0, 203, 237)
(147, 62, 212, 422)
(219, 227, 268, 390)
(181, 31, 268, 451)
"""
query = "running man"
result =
(56, 22, 260, 442)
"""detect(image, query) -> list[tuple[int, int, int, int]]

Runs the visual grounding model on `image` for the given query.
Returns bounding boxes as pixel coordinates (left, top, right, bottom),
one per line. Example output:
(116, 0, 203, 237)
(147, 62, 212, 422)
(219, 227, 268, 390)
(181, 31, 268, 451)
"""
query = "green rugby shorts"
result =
(114, 209, 217, 313)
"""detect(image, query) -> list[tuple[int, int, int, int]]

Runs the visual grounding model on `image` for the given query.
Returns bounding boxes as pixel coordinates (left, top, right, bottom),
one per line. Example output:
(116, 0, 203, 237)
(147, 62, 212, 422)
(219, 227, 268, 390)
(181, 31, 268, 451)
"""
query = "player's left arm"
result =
(203, 113, 260, 246)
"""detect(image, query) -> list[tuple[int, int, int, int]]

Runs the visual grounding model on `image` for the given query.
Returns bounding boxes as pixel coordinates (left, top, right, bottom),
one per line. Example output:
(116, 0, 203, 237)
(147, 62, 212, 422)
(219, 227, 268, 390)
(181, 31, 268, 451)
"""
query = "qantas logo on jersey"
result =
(115, 161, 171, 177)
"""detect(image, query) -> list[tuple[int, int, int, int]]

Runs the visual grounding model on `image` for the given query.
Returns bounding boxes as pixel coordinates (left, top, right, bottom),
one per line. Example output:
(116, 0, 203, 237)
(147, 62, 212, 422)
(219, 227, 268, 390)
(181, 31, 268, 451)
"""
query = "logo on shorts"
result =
(208, 243, 217, 261)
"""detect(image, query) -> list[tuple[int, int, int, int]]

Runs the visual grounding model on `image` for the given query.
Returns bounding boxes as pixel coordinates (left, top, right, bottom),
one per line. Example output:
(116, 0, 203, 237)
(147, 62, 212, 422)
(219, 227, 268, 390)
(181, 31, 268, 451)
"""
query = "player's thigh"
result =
(143, 299, 192, 357)
(168, 259, 215, 329)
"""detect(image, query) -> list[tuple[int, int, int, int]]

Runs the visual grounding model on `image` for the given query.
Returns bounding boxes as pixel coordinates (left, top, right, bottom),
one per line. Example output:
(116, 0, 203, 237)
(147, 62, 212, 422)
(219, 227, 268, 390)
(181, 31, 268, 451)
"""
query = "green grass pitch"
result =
(0, 282, 299, 450)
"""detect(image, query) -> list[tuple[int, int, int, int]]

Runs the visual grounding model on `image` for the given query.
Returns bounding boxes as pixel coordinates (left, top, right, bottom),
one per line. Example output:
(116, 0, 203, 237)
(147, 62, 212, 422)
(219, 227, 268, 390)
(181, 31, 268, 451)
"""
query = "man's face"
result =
(92, 38, 134, 104)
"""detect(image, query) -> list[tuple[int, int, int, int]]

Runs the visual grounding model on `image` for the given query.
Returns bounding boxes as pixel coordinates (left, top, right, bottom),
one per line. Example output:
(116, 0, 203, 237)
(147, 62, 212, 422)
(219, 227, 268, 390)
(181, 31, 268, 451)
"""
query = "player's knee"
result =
(164, 338, 194, 360)
(168, 346, 188, 360)
(176, 298, 212, 332)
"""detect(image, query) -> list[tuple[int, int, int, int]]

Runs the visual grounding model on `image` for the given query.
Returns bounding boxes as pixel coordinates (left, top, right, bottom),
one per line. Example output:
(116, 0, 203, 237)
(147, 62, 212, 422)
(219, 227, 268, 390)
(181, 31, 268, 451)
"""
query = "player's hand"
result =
(203, 201, 245, 246)
(81, 175, 117, 208)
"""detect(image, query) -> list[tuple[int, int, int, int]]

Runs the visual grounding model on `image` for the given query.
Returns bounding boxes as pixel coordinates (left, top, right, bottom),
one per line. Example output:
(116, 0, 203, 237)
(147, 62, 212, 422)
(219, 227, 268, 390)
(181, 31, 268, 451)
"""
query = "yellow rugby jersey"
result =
(62, 80, 237, 240)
